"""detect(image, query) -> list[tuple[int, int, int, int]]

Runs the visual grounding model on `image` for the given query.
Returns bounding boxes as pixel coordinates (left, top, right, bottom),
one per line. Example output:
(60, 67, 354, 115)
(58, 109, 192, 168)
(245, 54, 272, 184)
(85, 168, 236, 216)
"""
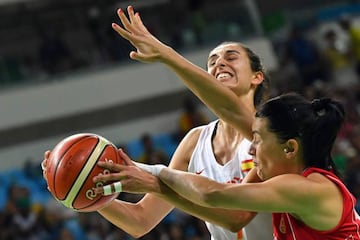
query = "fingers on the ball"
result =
(98, 161, 121, 171)
(44, 150, 51, 159)
(96, 181, 122, 196)
(93, 172, 124, 183)
(93, 187, 104, 195)
(118, 148, 125, 156)
(118, 149, 131, 162)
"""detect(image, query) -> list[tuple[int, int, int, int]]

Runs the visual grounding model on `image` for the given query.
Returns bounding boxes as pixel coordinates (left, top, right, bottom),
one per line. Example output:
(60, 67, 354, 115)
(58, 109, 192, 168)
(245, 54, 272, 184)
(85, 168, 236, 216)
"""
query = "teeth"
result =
(217, 73, 231, 80)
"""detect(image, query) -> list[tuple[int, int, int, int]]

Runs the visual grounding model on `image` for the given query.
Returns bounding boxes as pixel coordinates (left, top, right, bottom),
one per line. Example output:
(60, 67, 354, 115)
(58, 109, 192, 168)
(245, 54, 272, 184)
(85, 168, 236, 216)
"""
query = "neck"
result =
(217, 120, 244, 142)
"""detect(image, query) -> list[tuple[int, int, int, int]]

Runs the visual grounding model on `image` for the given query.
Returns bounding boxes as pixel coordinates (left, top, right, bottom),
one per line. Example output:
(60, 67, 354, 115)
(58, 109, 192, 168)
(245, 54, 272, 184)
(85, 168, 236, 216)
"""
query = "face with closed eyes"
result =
(248, 117, 298, 180)
(207, 43, 262, 96)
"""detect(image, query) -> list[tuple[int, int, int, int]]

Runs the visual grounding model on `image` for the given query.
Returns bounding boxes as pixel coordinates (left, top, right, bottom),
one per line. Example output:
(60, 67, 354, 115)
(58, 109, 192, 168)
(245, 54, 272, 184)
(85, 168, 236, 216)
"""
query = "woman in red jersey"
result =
(97, 93, 360, 240)
(113, 93, 360, 240)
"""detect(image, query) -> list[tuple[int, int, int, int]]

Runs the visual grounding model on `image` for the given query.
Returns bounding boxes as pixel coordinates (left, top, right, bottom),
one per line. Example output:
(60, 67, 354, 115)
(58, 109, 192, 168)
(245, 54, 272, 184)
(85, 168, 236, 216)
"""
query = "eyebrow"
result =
(208, 50, 241, 61)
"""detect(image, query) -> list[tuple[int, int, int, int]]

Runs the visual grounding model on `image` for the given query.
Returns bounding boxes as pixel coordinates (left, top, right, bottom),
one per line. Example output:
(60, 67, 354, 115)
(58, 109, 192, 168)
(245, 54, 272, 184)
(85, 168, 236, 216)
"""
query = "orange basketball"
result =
(45, 133, 122, 212)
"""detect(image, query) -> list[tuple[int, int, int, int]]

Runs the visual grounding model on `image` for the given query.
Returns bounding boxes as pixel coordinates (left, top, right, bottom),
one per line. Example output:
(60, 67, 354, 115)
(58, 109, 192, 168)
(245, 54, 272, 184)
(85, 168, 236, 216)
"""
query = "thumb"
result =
(130, 51, 157, 63)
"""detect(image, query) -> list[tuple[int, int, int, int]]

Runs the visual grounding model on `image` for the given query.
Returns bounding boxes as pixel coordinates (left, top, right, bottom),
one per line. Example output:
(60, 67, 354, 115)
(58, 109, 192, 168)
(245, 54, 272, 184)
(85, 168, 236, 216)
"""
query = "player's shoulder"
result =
(183, 125, 206, 142)
(179, 121, 217, 150)
(170, 125, 208, 169)
(185, 121, 216, 138)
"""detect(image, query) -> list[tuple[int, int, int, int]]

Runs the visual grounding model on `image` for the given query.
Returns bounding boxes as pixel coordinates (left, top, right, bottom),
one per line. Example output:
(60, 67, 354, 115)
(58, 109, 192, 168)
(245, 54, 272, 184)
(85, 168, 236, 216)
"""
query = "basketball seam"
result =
(75, 146, 107, 210)
(53, 135, 93, 199)
(60, 136, 109, 209)
(77, 143, 119, 211)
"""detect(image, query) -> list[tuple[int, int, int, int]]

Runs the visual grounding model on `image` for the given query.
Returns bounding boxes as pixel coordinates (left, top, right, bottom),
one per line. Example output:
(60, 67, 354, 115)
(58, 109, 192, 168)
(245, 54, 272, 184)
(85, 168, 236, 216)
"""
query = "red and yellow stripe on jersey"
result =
(241, 159, 254, 173)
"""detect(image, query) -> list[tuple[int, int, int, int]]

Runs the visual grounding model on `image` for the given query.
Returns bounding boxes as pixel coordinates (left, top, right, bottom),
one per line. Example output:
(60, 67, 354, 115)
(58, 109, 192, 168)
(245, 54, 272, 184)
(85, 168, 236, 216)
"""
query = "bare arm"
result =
(112, 6, 254, 140)
(95, 128, 256, 234)
(158, 167, 344, 230)
(159, 168, 318, 212)
(97, 194, 173, 238)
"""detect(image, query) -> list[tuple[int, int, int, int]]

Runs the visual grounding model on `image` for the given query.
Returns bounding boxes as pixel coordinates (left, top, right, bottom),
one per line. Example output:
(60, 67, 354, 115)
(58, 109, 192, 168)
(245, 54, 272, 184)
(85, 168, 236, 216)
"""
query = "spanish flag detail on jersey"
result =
(241, 159, 254, 173)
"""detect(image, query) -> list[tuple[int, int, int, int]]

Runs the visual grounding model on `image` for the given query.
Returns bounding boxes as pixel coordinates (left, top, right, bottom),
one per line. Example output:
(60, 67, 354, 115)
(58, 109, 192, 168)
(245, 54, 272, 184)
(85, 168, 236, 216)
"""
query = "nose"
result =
(248, 143, 255, 156)
(215, 57, 226, 68)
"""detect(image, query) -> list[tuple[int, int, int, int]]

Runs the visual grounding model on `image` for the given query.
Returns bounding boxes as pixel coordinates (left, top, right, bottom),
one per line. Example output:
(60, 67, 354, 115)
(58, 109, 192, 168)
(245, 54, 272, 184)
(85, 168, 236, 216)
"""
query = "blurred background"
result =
(0, 0, 359, 239)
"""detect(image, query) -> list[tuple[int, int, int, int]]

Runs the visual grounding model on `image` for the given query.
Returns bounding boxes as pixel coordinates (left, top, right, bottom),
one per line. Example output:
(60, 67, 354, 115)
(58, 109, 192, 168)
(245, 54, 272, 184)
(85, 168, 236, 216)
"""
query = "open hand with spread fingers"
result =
(112, 6, 172, 63)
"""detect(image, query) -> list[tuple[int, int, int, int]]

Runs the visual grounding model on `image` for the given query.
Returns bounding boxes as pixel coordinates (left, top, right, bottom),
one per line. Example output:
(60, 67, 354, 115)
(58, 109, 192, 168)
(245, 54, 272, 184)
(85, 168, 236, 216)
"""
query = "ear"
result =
(283, 139, 299, 158)
(251, 71, 264, 86)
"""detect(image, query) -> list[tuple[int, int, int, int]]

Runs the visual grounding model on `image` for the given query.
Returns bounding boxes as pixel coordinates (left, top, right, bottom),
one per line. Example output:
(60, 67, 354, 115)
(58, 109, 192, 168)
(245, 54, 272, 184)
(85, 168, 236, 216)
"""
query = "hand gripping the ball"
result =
(41, 150, 51, 186)
(43, 133, 123, 212)
(93, 149, 164, 196)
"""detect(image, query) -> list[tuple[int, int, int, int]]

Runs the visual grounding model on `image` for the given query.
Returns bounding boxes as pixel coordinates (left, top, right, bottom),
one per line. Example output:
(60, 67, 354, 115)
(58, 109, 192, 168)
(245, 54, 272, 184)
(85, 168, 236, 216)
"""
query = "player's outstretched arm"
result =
(41, 150, 174, 238)
(156, 165, 337, 224)
(41, 136, 254, 236)
(113, 6, 253, 140)
(94, 128, 256, 232)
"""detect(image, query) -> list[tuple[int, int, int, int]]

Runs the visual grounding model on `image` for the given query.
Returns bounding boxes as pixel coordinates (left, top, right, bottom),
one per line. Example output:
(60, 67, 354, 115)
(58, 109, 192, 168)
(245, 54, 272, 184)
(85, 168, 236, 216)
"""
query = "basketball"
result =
(45, 133, 122, 212)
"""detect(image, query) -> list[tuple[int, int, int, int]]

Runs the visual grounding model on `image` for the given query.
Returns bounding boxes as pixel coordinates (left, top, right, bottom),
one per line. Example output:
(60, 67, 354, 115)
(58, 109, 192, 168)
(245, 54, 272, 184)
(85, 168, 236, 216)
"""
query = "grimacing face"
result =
(249, 118, 293, 180)
(206, 43, 256, 96)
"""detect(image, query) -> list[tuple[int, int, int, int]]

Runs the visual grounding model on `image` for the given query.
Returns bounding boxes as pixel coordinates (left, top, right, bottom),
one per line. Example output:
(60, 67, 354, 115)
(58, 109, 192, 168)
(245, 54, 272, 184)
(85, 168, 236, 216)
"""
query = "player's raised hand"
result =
(112, 6, 170, 63)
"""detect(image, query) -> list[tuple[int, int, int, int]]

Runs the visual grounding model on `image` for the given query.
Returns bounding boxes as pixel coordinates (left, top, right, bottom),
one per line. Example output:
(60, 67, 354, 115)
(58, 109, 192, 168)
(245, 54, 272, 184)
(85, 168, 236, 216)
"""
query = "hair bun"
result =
(311, 98, 331, 116)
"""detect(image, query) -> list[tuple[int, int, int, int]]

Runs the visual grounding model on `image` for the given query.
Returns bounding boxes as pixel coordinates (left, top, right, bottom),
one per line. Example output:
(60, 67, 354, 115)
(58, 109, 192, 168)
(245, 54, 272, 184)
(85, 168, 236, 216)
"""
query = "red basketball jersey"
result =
(273, 167, 360, 240)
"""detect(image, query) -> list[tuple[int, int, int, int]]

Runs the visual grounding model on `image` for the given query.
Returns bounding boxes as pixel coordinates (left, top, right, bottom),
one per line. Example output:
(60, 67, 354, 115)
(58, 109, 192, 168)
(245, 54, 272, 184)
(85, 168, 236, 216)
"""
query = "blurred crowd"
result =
(0, 0, 360, 239)
(0, 184, 210, 240)
(0, 0, 254, 86)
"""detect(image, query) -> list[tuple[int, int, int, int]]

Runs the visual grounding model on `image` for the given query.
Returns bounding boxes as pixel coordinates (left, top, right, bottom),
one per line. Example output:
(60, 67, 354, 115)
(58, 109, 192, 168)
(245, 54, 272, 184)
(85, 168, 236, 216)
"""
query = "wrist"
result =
(134, 162, 166, 176)
(161, 46, 177, 65)
(149, 174, 164, 194)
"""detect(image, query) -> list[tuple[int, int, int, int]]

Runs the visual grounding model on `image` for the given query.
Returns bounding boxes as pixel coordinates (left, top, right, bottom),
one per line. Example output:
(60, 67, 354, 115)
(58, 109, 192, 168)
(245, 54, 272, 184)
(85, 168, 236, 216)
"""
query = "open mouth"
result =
(216, 72, 232, 81)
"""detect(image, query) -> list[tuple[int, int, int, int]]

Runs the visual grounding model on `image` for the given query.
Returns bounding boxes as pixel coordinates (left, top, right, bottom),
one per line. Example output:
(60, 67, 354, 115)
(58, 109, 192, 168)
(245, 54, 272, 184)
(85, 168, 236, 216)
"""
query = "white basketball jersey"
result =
(188, 120, 273, 240)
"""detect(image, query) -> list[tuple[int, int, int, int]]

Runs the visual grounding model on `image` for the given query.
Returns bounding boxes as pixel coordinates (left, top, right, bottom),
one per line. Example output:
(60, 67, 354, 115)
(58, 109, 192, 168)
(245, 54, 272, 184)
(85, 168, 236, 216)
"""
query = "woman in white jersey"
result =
(42, 6, 272, 240)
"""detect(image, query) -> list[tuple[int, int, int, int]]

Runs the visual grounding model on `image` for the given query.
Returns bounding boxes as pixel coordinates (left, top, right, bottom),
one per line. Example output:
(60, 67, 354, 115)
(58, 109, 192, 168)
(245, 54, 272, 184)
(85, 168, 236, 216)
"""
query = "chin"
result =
(220, 79, 235, 85)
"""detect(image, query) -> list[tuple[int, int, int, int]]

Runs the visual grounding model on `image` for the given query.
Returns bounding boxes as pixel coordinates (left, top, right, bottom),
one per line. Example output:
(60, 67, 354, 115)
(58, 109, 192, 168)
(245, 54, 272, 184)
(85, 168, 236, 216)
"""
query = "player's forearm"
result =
(156, 181, 255, 232)
(97, 199, 161, 238)
(159, 167, 228, 208)
(161, 48, 253, 139)
(163, 48, 236, 111)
